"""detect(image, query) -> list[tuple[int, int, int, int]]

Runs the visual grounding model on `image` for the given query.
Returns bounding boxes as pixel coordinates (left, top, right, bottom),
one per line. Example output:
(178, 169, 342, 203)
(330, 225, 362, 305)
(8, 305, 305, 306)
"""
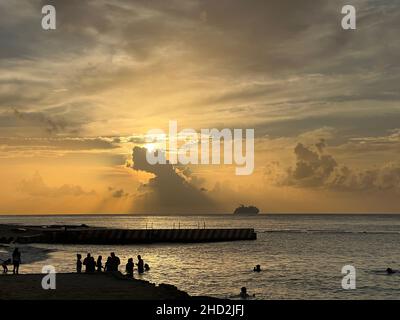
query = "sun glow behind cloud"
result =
(1, 0, 400, 213)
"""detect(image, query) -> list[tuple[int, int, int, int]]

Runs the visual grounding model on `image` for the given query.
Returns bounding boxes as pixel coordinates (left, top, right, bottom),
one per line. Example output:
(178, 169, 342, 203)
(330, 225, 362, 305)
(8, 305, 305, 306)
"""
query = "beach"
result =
(0, 272, 192, 300)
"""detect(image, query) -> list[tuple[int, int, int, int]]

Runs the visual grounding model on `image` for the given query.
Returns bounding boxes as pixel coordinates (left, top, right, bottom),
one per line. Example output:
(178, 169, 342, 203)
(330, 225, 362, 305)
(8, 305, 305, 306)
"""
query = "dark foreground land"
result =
(0, 272, 192, 300)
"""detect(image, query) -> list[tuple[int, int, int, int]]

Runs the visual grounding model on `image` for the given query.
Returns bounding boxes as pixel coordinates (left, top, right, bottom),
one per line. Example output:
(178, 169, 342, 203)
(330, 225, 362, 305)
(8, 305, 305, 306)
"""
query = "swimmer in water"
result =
(239, 287, 256, 299)
(240, 287, 250, 299)
(386, 268, 396, 274)
(253, 264, 261, 272)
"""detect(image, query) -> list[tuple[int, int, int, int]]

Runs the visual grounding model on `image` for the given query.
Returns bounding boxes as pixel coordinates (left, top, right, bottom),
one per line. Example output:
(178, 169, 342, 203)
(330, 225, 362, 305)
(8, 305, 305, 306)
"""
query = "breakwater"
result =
(10, 227, 257, 244)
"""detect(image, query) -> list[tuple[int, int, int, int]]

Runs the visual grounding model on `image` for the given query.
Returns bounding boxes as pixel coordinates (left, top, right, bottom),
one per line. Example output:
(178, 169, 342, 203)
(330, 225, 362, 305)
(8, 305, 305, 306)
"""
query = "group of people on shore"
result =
(76, 252, 150, 277)
(1, 248, 21, 274)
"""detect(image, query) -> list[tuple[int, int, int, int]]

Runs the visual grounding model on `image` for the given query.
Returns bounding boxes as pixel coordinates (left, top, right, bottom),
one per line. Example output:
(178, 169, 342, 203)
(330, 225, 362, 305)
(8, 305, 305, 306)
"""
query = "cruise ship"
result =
(233, 204, 260, 215)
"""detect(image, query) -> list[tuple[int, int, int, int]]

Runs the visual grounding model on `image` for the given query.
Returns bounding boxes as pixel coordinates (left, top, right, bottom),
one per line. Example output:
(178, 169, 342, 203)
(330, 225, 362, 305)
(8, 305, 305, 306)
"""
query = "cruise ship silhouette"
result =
(233, 204, 260, 215)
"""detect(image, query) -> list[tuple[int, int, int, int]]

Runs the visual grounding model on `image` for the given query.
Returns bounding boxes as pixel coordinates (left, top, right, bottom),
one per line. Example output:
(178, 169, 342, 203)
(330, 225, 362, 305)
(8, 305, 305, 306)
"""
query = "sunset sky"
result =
(1, 0, 400, 214)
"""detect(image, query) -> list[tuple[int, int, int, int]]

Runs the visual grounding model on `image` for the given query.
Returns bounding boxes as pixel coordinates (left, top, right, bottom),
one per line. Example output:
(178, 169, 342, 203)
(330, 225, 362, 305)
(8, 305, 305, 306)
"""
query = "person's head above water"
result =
(138, 255, 141, 260)
(128, 258, 133, 263)
(253, 264, 261, 271)
(87, 253, 91, 257)
(111, 252, 115, 258)
(77, 254, 81, 259)
(386, 268, 395, 274)
(241, 287, 247, 294)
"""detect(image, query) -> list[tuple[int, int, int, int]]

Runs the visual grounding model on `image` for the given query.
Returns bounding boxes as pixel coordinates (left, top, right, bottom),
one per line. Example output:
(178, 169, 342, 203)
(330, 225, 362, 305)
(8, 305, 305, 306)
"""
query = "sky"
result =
(0, 0, 400, 214)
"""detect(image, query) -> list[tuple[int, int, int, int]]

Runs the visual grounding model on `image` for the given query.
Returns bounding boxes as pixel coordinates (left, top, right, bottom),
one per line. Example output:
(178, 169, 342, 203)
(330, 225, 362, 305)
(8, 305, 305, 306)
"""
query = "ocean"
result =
(1, 214, 400, 300)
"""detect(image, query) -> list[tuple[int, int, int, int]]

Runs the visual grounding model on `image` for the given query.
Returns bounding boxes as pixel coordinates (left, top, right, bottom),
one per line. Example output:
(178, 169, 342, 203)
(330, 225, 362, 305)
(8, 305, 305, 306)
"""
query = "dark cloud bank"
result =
(284, 140, 400, 192)
(131, 146, 215, 213)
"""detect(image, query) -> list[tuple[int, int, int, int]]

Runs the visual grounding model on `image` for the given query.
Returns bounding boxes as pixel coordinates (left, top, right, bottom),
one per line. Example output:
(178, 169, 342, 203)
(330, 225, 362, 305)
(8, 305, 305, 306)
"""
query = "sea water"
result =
(1, 214, 400, 300)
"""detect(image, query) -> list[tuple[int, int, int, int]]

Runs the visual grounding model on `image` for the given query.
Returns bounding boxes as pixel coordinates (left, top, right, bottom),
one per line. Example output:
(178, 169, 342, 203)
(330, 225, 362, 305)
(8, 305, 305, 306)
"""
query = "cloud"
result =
(283, 140, 400, 192)
(328, 164, 400, 192)
(284, 140, 338, 187)
(2, 0, 400, 214)
(0, 107, 91, 137)
(13, 108, 72, 134)
(0, 136, 119, 150)
(108, 186, 129, 198)
(18, 172, 96, 197)
(1, 0, 400, 140)
(130, 146, 215, 212)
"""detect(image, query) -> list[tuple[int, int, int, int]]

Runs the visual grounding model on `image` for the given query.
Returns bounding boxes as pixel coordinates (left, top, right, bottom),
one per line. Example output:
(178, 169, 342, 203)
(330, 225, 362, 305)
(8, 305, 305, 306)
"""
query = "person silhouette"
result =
(110, 252, 120, 272)
(76, 254, 82, 273)
(126, 258, 134, 278)
(89, 255, 96, 272)
(2, 259, 11, 273)
(137, 255, 144, 274)
(96, 256, 103, 272)
(144, 263, 150, 271)
(105, 256, 111, 272)
(83, 253, 94, 273)
(386, 268, 396, 274)
(12, 248, 21, 274)
(239, 287, 249, 299)
(253, 265, 261, 272)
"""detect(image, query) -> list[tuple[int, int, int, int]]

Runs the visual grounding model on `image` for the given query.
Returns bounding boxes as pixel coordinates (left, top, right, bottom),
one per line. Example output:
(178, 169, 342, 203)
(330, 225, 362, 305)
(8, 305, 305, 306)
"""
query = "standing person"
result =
(137, 255, 144, 274)
(105, 256, 111, 272)
(12, 248, 21, 275)
(110, 252, 120, 272)
(125, 258, 134, 278)
(96, 256, 103, 272)
(89, 255, 96, 273)
(83, 253, 93, 273)
(76, 254, 82, 273)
